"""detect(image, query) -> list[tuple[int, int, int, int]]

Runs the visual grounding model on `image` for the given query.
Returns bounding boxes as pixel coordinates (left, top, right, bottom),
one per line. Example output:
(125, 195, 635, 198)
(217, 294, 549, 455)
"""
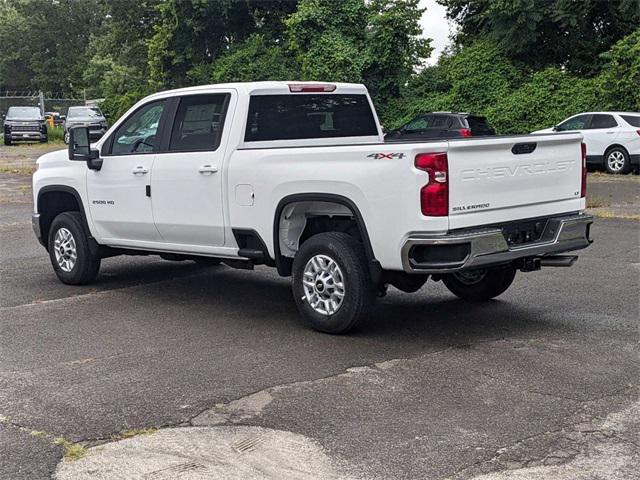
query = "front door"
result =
(87, 99, 167, 243)
(151, 92, 232, 247)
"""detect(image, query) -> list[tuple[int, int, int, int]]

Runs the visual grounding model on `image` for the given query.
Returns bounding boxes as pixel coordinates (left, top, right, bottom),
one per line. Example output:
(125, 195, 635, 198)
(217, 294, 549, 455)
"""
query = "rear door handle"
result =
(132, 166, 149, 175)
(198, 165, 218, 174)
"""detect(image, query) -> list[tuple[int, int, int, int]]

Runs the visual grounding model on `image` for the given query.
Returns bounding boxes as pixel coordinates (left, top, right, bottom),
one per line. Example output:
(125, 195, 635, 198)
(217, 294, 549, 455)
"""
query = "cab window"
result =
(589, 114, 617, 129)
(110, 100, 166, 155)
(169, 94, 229, 152)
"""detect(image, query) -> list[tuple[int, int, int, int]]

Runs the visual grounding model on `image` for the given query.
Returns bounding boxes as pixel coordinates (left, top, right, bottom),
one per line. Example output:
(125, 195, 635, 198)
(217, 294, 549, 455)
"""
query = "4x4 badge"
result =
(367, 153, 405, 160)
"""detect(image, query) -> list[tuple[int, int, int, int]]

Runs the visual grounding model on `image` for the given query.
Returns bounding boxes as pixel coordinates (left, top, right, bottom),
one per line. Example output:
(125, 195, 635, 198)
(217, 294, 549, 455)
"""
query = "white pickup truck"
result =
(32, 82, 593, 333)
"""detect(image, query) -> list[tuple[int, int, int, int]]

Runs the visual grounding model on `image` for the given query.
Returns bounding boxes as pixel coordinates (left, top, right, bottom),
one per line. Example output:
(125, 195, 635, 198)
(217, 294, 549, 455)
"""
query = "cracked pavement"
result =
(0, 166, 639, 479)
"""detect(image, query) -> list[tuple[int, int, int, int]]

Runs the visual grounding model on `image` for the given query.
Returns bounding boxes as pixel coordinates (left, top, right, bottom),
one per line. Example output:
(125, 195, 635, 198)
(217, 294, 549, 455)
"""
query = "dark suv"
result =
(63, 106, 108, 144)
(385, 112, 495, 141)
(3, 106, 48, 145)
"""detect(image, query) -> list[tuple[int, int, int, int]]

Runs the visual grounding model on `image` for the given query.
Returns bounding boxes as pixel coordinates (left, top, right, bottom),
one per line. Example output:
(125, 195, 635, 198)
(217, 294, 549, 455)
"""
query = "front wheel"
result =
(292, 232, 374, 334)
(443, 266, 516, 301)
(605, 147, 630, 174)
(48, 212, 101, 285)
(63, 131, 70, 144)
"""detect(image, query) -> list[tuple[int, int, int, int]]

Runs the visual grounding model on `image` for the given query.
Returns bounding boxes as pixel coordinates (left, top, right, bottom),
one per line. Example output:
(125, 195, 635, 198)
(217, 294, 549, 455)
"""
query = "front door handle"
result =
(198, 165, 218, 174)
(132, 166, 149, 175)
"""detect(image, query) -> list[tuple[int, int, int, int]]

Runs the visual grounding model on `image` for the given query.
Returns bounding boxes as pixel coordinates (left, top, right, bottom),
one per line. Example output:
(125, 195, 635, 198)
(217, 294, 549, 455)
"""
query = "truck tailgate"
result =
(447, 133, 584, 229)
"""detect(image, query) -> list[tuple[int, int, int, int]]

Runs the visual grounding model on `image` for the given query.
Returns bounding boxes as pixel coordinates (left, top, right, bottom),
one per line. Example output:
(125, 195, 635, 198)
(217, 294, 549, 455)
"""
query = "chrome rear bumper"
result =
(401, 213, 593, 273)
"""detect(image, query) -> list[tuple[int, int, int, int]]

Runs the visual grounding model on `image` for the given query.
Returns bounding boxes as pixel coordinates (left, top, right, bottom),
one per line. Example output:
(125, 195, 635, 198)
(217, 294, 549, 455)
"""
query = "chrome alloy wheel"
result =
(607, 150, 625, 172)
(302, 254, 345, 315)
(54, 227, 77, 272)
(453, 269, 487, 285)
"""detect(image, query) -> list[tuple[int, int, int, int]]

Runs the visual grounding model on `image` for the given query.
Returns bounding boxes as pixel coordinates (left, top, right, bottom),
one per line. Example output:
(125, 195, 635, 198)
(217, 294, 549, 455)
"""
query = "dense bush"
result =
(386, 30, 640, 134)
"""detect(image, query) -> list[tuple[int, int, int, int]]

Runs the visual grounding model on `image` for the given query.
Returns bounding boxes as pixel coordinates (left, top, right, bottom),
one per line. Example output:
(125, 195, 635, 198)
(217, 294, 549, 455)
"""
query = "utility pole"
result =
(39, 91, 45, 116)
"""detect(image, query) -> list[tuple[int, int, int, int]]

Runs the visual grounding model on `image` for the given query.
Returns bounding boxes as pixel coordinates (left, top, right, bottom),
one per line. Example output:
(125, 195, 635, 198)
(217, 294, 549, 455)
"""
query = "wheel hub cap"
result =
(302, 255, 345, 315)
(608, 151, 624, 171)
(54, 227, 77, 272)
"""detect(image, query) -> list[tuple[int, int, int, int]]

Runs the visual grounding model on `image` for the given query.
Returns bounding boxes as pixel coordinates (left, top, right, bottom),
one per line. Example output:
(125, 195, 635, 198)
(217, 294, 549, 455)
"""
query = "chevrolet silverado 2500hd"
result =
(32, 82, 593, 333)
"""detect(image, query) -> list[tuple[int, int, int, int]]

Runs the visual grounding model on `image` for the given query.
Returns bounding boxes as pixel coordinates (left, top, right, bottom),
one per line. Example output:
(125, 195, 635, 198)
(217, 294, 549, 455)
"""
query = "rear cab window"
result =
(244, 94, 378, 142)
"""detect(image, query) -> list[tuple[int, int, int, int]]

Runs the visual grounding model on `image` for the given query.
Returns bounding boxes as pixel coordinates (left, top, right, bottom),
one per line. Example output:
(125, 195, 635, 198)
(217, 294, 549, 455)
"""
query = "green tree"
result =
(438, 0, 640, 74)
(83, 0, 161, 118)
(285, 0, 430, 98)
(0, 0, 103, 93)
(285, 0, 368, 81)
(488, 68, 602, 134)
(599, 29, 640, 111)
(446, 41, 523, 113)
(148, 0, 299, 88)
(363, 0, 431, 102)
(211, 34, 298, 83)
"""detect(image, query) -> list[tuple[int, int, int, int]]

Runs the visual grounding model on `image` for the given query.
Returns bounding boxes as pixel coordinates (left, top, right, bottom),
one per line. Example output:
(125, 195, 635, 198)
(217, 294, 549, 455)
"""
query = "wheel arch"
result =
(37, 185, 92, 250)
(604, 144, 629, 156)
(272, 193, 378, 277)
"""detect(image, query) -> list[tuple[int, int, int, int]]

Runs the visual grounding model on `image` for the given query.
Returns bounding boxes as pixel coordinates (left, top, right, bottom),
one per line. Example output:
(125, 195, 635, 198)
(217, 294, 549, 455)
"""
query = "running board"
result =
(539, 255, 578, 267)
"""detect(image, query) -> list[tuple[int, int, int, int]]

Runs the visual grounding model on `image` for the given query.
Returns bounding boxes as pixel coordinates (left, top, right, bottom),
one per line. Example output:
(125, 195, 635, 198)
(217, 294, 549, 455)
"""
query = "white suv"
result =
(534, 112, 640, 174)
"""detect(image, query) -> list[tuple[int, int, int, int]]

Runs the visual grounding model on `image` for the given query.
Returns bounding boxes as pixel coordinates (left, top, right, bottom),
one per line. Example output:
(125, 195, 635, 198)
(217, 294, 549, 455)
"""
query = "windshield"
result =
(68, 107, 103, 118)
(7, 107, 41, 120)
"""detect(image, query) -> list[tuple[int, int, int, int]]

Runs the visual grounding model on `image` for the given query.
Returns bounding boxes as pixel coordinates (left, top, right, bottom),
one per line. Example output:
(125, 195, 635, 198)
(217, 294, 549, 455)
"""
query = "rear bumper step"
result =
(402, 213, 593, 273)
(539, 255, 578, 267)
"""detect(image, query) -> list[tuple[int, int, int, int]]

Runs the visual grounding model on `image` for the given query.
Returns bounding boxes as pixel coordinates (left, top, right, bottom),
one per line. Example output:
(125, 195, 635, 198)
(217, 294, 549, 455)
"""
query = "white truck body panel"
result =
(33, 81, 591, 274)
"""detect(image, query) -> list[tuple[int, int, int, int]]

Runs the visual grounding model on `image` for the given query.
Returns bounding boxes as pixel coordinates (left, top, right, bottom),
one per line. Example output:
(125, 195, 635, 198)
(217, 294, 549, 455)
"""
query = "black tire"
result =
(63, 131, 69, 144)
(4, 135, 11, 146)
(443, 266, 516, 301)
(48, 212, 101, 285)
(40, 136, 48, 143)
(292, 232, 374, 334)
(193, 257, 221, 267)
(604, 146, 631, 174)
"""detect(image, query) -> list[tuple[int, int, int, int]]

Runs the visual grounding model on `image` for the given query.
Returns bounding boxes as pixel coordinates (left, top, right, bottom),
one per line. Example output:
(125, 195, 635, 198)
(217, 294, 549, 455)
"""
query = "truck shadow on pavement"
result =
(134, 263, 560, 347)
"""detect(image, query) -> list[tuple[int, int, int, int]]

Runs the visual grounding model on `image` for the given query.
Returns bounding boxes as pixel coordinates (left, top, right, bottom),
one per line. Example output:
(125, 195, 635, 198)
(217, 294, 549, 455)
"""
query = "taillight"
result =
(288, 83, 336, 93)
(415, 152, 448, 216)
(460, 128, 472, 137)
(581, 142, 587, 198)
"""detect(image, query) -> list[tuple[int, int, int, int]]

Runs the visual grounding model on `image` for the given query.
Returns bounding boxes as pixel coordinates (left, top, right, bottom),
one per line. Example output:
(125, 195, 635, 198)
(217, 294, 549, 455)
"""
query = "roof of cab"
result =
(146, 81, 369, 101)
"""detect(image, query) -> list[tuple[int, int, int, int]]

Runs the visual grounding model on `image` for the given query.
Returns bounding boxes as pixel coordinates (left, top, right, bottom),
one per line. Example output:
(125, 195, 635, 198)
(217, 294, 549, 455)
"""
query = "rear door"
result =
(150, 91, 233, 247)
(584, 114, 619, 156)
(447, 134, 584, 229)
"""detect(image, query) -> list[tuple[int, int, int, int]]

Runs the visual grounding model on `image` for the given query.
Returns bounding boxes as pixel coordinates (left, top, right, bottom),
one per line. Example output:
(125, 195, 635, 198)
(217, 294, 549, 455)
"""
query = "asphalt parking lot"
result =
(0, 144, 638, 479)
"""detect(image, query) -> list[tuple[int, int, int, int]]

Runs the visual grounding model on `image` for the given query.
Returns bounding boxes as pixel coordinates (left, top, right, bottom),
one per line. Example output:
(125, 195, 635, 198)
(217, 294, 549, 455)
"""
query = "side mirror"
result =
(68, 127, 102, 170)
(552, 125, 560, 132)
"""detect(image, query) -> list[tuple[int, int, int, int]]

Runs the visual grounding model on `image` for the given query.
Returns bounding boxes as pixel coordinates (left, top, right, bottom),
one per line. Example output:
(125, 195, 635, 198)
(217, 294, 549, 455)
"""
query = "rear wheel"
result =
(48, 212, 101, 285)
(292, 232, 374, 334)
(443, 266, 516, 301)
(605, 147, 630, 174)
